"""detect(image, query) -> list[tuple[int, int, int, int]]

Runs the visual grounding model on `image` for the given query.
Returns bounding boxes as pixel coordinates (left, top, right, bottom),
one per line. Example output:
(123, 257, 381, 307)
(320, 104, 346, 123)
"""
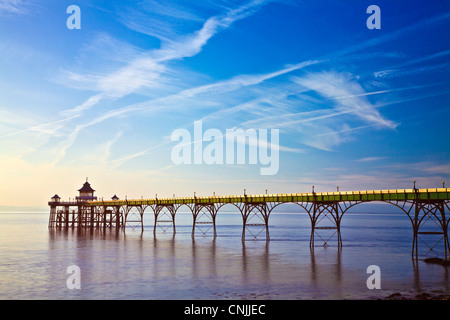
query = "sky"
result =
(0, 0, 449, 208)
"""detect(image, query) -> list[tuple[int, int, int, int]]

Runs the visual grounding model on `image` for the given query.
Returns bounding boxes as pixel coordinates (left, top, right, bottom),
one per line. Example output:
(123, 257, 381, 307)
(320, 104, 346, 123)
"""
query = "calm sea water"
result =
(0, 210, 448, 300)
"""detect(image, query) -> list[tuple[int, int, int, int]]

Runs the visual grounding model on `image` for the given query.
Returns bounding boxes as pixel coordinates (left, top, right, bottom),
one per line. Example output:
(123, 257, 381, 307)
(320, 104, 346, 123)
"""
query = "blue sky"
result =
(0, 0, 449, 206)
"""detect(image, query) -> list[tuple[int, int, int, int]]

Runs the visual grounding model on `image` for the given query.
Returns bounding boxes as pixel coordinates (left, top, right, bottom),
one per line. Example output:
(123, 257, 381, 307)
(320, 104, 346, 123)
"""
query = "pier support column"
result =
(410, 200, 449, 259)
(113, 205, 123, 229)
(48, 206, 56, 228)
(124, 205, 144, 232)
(77, 205, 82, 228)
(241, 203, 270, 242)
(192, 204, 217, 238)
(154, 205, 176, 235)
(64, 206, 70, 229)
(309, 202, 343, 248)
(102, 206, 107, 230)
(89, 207, 95, 229)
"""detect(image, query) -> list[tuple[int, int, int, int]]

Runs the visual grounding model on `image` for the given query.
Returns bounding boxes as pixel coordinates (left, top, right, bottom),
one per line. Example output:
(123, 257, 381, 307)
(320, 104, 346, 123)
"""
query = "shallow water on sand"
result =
(0, 212, 448, 299)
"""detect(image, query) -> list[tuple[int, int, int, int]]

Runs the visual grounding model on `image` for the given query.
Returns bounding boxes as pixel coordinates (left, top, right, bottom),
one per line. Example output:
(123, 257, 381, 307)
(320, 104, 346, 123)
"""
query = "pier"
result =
(49, 180, 450, 258)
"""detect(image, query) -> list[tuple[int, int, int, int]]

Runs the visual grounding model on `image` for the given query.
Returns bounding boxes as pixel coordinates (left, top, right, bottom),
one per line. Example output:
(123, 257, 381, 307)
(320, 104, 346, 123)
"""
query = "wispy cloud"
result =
(0, 0, 30, 14)
(55, 3, 449, 163)
(54, 59, 317, 164)
(356, 157, 386, 162)
(374, 63, 450, 79)
(0, 115, 80, 140)
(422, 164, 450, 176)
(55, 1, 277, 163)
(172, 60, 319, 100)
(384, 161, 450, 176)
(328, 85, 427, 100)
(331, 12, 450, 59)
(100, 131, 124, 164)
(314, 123, 384, 138)
(108, 141, 171, 170)
(292, 72, 398, 129)
(231, 69, 403, 151)
(290, 160, 450, 191)
(374, 49, 450, 78)
(61, 0, 271, 117)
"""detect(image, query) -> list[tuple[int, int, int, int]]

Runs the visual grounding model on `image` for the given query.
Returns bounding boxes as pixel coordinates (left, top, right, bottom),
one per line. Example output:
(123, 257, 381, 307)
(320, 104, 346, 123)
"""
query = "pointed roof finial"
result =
(78, 179, 95, 192)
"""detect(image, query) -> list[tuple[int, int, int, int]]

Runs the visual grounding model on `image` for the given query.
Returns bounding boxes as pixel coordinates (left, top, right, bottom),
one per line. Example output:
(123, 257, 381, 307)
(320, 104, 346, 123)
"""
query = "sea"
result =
(0, 210, 448, 300)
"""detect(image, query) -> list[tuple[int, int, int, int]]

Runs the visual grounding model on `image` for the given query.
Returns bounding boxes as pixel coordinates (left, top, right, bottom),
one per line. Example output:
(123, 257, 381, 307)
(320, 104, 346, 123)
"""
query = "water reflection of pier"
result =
(48, 228, 449, 299)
